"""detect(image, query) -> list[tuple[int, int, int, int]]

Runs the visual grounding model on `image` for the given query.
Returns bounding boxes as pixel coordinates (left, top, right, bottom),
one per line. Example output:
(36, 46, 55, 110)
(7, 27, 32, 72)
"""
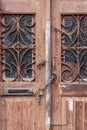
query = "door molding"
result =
(45, 0, 51, 130)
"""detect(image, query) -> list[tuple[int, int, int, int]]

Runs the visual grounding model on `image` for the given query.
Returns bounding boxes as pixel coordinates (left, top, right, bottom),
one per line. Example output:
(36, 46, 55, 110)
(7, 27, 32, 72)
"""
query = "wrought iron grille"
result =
(0, 14, 36, 82)
(61, 15, 87, 83)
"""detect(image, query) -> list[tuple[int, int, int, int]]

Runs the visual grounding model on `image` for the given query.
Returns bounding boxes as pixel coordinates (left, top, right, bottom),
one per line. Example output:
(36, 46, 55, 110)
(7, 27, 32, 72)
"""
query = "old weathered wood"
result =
(0, 0, 46, 130)
(0, 97, 36, 130)
(75, 101, 83, 130)
(1, 0, 87, 130)
(45, 0, 51, 130)
(52, 0, 87, 130)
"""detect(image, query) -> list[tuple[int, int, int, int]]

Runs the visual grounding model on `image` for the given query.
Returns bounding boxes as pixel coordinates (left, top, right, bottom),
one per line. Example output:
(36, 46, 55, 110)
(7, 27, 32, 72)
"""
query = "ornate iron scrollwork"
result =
(61, 15, 87, 82)
(0, 14, 36, 82)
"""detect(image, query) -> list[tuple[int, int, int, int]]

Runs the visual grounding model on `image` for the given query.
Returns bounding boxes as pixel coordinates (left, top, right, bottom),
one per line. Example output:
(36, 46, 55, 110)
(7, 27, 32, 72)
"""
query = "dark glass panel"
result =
(2, 14, 35, 81)
(4, 15, 17, 46)
(20, 49, 32, 78)
(61, 15, 87, 82)
(5, 49, 17, 78)
(65, 50, 77, 64)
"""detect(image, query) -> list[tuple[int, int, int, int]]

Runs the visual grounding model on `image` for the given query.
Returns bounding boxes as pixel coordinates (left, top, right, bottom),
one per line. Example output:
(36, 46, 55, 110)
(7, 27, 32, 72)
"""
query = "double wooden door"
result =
(1, 0, 87, 130)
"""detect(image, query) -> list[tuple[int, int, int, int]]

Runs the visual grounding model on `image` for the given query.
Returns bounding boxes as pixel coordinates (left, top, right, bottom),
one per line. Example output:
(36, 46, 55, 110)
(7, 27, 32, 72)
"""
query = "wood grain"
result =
(0, 0, 46, 130)
(0, 97, 36, 130)
(52, 0, 87, 130)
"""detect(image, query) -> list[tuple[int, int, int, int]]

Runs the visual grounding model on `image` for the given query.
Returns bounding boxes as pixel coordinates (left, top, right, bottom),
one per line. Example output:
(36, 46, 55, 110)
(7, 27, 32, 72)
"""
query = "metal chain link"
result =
(40, 73, 57, 91)
(36, 73, 57, 104)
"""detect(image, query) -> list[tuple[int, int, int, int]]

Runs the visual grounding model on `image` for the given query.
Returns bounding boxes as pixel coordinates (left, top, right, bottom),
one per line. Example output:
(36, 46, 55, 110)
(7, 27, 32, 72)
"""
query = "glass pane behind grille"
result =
(0, 14, 35, 82)
(61, 15, 87, 83)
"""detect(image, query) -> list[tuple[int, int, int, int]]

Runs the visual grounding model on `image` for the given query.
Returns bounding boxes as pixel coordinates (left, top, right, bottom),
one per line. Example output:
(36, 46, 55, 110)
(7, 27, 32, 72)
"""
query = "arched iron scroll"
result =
(0, 14, 36, 82)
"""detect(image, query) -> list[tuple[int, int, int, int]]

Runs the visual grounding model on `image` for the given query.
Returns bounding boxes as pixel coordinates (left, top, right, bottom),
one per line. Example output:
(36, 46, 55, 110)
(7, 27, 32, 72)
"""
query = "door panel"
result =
(0, 0, 46, 130)
(61, 97, 87, 130)
(52, 0, 87, 130)
(0, 97, 35, 130)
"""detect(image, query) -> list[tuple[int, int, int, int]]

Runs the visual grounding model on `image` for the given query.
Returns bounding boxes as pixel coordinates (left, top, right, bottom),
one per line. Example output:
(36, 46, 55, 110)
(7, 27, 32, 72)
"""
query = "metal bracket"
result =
(36, 89, 43, 104)
(37, 59, 46, 68)
(36, 73, 57, 104)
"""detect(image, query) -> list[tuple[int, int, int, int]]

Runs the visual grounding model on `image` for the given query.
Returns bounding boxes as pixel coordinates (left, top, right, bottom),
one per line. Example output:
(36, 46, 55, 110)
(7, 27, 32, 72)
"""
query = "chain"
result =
(36, 73, 57, 104)
(40, 73, 57, 91)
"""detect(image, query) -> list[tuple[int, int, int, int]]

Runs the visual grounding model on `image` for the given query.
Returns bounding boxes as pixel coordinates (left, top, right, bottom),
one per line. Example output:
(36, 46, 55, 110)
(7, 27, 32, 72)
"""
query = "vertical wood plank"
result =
(62, 99, 66, 125)
(51, 1, 62, 130)
(6, 100, 13, 130)
(66, 99, 74, 130)
(12, 100, 22, 130)
(22, 101, 31, 130)
(0, 96, 2, 130)
(84, 102, 87, 130)
(51, 95, 62, 130)
(30, 98, 36, 130)
(75, 101, 83, 130)
(1, 98, 7, 130)
(62, 99, 74, 130)
(62, 98, 67, 130)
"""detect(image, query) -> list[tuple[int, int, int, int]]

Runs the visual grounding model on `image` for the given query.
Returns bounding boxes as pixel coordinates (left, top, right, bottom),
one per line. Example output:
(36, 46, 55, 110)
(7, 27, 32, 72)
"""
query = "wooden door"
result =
(0, 0, 46, 130)
(52, 0, 87, 130)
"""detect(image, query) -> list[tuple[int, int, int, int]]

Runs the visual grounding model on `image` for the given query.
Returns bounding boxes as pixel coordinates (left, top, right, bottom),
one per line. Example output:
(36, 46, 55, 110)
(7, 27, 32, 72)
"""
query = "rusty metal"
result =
(36, 89, 43, 104)
(40, 73, 57, 91)
(60, 15, 87, 83)
(37, 59, 46, 68)
(0, 73, 56, 103)
(0, 14, 36, 82)
(36, 73, 57, 104)
(3, 88, 34, 96)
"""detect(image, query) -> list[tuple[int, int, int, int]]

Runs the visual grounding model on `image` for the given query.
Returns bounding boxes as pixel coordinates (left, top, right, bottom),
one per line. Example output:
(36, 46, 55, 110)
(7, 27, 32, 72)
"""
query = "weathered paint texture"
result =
(45, 0, 51, 129)
(52, 0, 87, 130)
(68, 100, 74, 111)
(0, 0, 46, 130)
(1, 0, 87, 130)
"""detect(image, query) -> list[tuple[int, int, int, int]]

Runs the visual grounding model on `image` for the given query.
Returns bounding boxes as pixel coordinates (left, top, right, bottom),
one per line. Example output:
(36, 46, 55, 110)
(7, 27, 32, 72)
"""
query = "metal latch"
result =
(36, 89, 43, 104)
(36, 73, 57, 104)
